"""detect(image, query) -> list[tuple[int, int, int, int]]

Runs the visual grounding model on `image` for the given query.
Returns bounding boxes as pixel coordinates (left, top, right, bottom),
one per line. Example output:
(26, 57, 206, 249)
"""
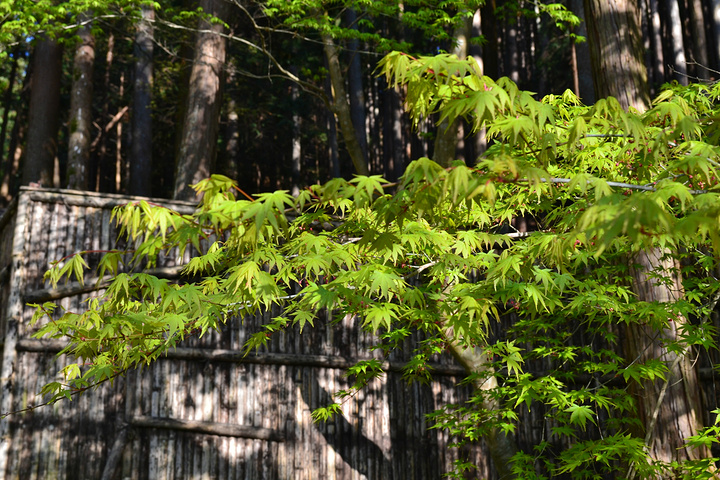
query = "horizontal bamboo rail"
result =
(15, 339, 467, 375)
(17, 339, 720, 383)
(23, 266, 184, 303)
(22, 187, 196, 210)
(130, 415, 285, 441)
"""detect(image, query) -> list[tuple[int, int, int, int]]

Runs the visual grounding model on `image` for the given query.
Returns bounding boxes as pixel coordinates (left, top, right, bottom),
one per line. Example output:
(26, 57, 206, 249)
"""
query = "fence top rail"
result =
(17, 186, 198, 213)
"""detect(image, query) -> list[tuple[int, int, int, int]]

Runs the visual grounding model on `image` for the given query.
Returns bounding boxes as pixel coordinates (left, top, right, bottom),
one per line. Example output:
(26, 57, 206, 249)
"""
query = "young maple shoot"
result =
(31, 53, 720, 478)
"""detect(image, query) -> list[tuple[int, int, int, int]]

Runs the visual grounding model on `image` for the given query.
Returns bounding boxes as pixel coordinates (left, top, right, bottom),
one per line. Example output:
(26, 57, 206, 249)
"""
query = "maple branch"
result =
(516, 176, 707, 194)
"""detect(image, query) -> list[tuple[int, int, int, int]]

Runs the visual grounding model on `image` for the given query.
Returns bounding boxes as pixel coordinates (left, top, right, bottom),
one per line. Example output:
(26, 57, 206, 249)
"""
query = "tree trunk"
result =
(584, 0, 709, 471)
(94, 33, 117, 193)
(382, 81, 405, 182)
(663, 0, 689, 84)
(0, 49, 18, 169)
(219, 95, 240, 182)
(3, 55, 31, 201)
(67, 20, 95, 190)
(646, 0, 666, 88)
(130, 4, 154, 197)
(469, 9, 488, 157)
(116, 72, 126, 193)
(504, 18, 520, 84)
(291, 66, 302, 196)
(712, 0, 720, 72)
(571, 0, 595, 103)
(481, 0, 499, 80)
(0, 48, 19, 204)
(448, 335, 519, 480)
(344, 9, 369, 167)
(173, 0, 229, 200)
(381, 12, 407, 180)
(687, 0, 710, 80)
(433, 16, 472, 168)
(625, 251, 710, 469)
(583, 0, 650, 111)
(325, 71, 341, 178)
(321, 32, 369, 176)
(22, 38, 63, 187)
(4, 111, 25, 201)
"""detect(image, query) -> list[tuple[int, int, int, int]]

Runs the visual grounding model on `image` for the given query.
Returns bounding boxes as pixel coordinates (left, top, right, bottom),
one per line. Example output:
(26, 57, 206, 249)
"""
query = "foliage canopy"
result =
(30, 52, 720, 478)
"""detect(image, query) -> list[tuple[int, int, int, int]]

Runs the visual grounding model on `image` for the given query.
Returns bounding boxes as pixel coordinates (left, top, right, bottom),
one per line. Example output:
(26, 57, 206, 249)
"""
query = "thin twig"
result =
(151, 17, 327, 102)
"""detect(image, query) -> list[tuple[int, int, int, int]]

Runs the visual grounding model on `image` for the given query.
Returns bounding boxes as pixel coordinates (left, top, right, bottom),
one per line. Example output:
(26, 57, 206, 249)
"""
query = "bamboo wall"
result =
(0, 188, 490, 480)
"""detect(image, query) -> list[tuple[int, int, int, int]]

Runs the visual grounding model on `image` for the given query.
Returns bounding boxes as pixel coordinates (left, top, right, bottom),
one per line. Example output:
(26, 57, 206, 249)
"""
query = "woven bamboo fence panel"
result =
(0, 187, 489, 480)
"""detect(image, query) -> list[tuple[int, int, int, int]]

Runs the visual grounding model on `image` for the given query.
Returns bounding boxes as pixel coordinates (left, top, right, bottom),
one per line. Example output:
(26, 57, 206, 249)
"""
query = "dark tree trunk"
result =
(173, 0, 230, 200)
(67, 20, 95, 190)
(646, 0, 666, 88)
(116, 73, 126, 193)
(4, 113, 25, 201)
(381, 14, 407, 180)
(0, 48, 19, 203)
(94, 33, 117, 193)
(382, 81, 405, 182)
(290, 66, 302, 196)
(469, 9, 488, 157)
(23, 38, 63, 187)
(663, 0, 689, 84)
(322, 32, 369, 176)
(219, 95, 240, 182)
(584, 0, 650, 111)
(325, 65, 341, 179)
(0, 50, 18, 168)
(0, 48, 27, 204)
(344, 9, 368, 167)
(130, 5, 154, 197)
(372, 73, 386, 173)
(571, 0, 595, 103)
(433, 16, 471, 168)
(481, 0, 499, 79)
(687, 0, 710, 79)
(504, 20, 520, 83)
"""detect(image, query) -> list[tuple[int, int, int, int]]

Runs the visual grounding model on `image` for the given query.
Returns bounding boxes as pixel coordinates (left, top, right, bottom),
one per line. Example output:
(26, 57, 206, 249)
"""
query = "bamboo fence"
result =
(0, 187, 488, 480)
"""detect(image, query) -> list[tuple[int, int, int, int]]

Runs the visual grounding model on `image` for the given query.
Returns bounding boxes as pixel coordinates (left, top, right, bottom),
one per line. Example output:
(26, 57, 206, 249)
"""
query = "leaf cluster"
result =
(29, 54, 720, 478)
(0, 0, 152, 55)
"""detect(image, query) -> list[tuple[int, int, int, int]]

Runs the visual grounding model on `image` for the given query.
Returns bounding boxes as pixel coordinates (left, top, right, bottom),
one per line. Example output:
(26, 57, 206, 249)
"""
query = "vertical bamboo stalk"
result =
(149, 365, 160, 479)
(173, 430, 184, 479)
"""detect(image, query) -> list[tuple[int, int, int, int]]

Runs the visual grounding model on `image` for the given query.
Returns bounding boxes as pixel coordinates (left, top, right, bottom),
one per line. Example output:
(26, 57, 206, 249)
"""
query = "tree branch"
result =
(151, 16, 328, 102)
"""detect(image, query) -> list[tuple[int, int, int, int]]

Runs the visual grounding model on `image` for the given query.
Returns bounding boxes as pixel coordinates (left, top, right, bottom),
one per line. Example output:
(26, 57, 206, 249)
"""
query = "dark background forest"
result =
(0, 0, 716, 202)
